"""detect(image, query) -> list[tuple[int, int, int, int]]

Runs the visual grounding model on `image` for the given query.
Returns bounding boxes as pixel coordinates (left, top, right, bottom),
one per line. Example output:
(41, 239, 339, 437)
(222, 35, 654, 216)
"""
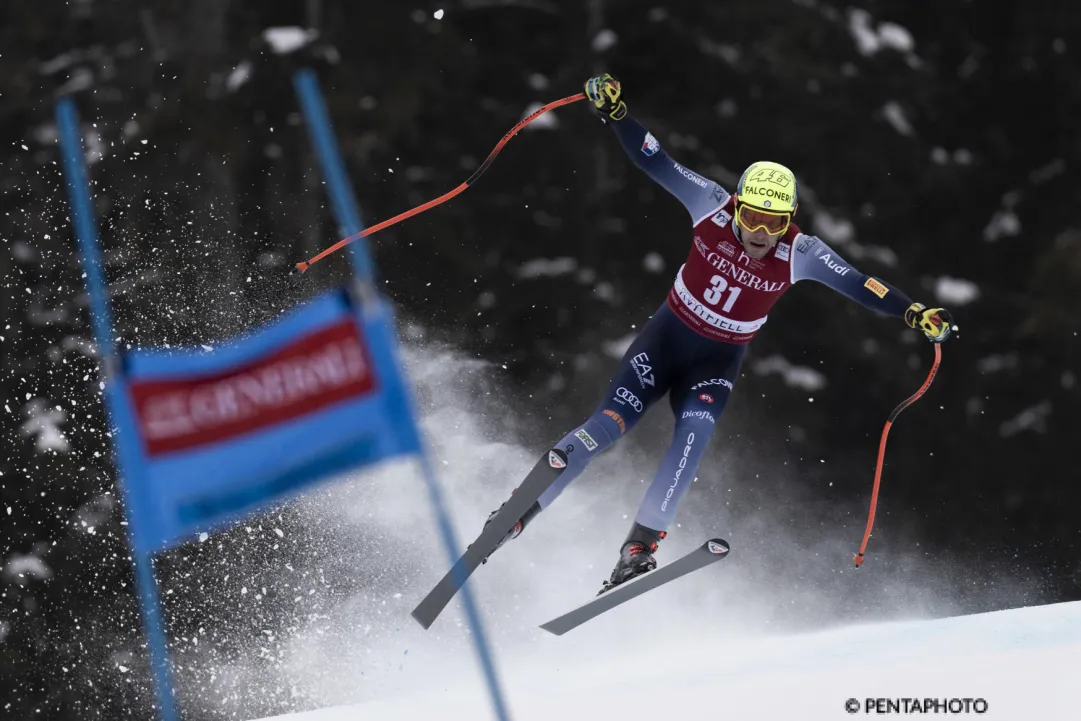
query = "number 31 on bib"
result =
(703, 275, 741, 312)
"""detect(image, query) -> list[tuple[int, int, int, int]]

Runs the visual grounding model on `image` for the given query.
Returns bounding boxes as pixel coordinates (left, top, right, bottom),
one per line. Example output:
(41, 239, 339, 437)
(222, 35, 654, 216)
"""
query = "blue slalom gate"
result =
(54, 68, 509, 721)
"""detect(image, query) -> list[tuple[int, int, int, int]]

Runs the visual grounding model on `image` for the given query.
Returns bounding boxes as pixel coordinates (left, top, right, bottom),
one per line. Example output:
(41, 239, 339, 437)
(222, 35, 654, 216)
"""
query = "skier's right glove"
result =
(905, 302, 955, 342)
(584, 73, 627, 122)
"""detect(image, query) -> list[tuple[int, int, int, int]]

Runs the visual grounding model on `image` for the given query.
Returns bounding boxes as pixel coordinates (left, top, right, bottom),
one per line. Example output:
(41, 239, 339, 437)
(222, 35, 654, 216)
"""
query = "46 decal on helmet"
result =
(735, 160, 799, 235)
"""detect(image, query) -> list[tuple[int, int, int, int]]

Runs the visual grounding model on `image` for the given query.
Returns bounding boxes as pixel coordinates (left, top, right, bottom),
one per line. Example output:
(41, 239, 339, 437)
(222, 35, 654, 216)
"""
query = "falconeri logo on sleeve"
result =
(674, 163, 708, 188)
(864, 278, 889, 298)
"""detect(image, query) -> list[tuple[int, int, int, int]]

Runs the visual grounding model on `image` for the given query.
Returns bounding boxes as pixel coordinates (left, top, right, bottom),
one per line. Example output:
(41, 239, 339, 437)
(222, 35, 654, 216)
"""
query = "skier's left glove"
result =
(584, 73, 627, 122)
(905, 303, 955, 342)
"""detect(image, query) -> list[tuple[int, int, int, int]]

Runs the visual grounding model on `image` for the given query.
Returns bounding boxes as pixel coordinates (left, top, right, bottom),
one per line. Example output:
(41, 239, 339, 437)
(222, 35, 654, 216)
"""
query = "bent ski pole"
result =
(293, 93, 586, 274)
(853, 342, 942, 566)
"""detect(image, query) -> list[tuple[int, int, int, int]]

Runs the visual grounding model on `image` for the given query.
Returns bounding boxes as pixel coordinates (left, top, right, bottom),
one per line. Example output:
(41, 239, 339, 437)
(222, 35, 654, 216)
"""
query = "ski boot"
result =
(598, 522, 666, 595)
(478, 489, 541, 564)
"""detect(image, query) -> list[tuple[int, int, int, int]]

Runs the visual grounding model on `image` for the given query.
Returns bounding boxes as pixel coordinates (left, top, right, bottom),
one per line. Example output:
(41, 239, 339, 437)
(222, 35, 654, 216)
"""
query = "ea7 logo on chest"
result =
(630, 352, 655, 388)
(818, 253, 850, 276)
(710, 209, 732, 228)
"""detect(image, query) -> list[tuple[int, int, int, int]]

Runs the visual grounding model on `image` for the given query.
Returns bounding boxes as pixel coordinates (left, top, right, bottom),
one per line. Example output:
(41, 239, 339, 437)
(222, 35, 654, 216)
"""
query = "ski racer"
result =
(483, 73, 955, 594)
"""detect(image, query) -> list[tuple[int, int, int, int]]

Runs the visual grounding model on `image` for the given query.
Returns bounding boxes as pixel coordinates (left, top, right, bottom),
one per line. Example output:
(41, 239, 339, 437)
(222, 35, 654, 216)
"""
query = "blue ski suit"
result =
(538, 114, 914, 533)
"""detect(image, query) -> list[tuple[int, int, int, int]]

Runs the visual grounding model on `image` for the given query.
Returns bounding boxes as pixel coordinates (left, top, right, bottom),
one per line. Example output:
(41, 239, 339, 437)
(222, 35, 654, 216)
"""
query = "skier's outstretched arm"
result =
(584, 73, 726, 224)
(791, 234, 955, 341)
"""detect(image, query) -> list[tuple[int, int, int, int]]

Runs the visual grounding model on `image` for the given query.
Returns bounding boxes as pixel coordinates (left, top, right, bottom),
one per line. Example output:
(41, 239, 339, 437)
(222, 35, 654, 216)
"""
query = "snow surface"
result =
(254, 601, 1079, 720)
(591, 29, 618, 53)
(19, 398, 70, 452)
(983, 209, 1022, 241)
(165, 347, 1066, 721)
(880, 100, 913, 136)
(1, 553, 52, 582)
(934, 276, 980, 306)
(848, 9, 915, 57)
(515, 257, 576, 278)
(519, 102, 560, 130)
(751, 354, 828, 392)
(262, 27, 318, 55)
(227, 61, 253, 92)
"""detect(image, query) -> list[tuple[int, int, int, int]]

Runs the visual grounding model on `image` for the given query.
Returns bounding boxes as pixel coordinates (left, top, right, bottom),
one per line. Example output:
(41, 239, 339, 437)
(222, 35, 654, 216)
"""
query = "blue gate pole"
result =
(56, 98, 181, 721)
(292, 69, 377, 284)
(292, 68, 512, 721)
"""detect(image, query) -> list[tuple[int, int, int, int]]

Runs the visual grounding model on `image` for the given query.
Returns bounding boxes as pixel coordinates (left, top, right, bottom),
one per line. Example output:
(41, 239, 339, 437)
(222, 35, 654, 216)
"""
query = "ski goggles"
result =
(735, 203, 792, 236)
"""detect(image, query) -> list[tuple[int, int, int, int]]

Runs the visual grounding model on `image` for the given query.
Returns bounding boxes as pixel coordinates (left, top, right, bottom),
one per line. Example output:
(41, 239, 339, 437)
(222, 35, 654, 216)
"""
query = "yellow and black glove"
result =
(905, 303, 955, 342)
(584, 73, 627, 122)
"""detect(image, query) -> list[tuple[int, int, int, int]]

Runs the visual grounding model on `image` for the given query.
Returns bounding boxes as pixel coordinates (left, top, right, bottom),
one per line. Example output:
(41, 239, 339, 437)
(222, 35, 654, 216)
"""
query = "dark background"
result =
(1, 0, 1078, 719)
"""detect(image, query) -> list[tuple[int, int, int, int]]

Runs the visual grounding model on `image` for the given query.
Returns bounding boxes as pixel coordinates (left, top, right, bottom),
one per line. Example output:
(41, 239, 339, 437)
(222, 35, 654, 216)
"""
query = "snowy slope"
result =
(255, 600, 1079, 721)
(175, 348, 1069, 721)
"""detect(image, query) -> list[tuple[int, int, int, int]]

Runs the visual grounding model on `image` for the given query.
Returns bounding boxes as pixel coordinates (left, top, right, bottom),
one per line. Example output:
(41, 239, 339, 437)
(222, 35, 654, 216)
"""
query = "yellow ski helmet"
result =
(736, 161, 799, 214)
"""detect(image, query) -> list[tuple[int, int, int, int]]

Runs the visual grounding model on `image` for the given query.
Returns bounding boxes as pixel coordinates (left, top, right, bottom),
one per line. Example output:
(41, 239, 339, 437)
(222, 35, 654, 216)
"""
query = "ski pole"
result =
(293, 92, 586, 274)
(853, 342, 943, 566)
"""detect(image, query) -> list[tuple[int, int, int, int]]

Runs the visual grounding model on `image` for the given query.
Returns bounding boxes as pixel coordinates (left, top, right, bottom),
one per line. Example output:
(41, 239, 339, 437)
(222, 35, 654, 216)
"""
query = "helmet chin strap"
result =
(733, 223, 752, 252)
(733, 197, 746, 249)
(732, 205, 762, 251)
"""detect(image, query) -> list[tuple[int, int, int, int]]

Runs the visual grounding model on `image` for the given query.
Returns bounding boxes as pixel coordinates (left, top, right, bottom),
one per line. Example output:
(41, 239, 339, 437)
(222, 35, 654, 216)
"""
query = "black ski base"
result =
(540, 538, 730, 636)
(411, 450, 567, 629)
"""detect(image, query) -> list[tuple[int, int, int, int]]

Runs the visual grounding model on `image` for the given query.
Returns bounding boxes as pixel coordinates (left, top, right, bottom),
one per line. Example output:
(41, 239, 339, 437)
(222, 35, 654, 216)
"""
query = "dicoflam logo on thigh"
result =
(682, 410, 715, 424)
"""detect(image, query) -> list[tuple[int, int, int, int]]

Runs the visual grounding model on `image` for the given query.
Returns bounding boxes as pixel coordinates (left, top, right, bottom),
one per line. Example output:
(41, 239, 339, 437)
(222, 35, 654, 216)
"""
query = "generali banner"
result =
(128, 318, 376, 456)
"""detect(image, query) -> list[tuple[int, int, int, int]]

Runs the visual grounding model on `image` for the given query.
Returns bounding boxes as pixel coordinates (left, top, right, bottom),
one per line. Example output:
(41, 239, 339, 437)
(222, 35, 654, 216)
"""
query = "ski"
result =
(411, 449, 569, 629)
(540, 538, 730, 636)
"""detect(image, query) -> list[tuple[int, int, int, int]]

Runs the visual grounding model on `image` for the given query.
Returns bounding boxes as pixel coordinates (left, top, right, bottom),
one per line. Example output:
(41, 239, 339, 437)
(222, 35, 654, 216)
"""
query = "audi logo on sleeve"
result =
(613, 387, 644, 412)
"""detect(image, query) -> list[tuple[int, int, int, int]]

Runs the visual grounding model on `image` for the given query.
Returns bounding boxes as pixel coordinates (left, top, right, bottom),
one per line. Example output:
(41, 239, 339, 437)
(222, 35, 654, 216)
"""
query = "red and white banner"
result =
(129, 319, 376, 456)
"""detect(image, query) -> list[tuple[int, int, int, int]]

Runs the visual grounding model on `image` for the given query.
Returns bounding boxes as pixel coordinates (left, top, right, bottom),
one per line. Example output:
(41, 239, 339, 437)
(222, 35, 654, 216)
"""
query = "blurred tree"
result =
(0, 0, 1078, 718)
